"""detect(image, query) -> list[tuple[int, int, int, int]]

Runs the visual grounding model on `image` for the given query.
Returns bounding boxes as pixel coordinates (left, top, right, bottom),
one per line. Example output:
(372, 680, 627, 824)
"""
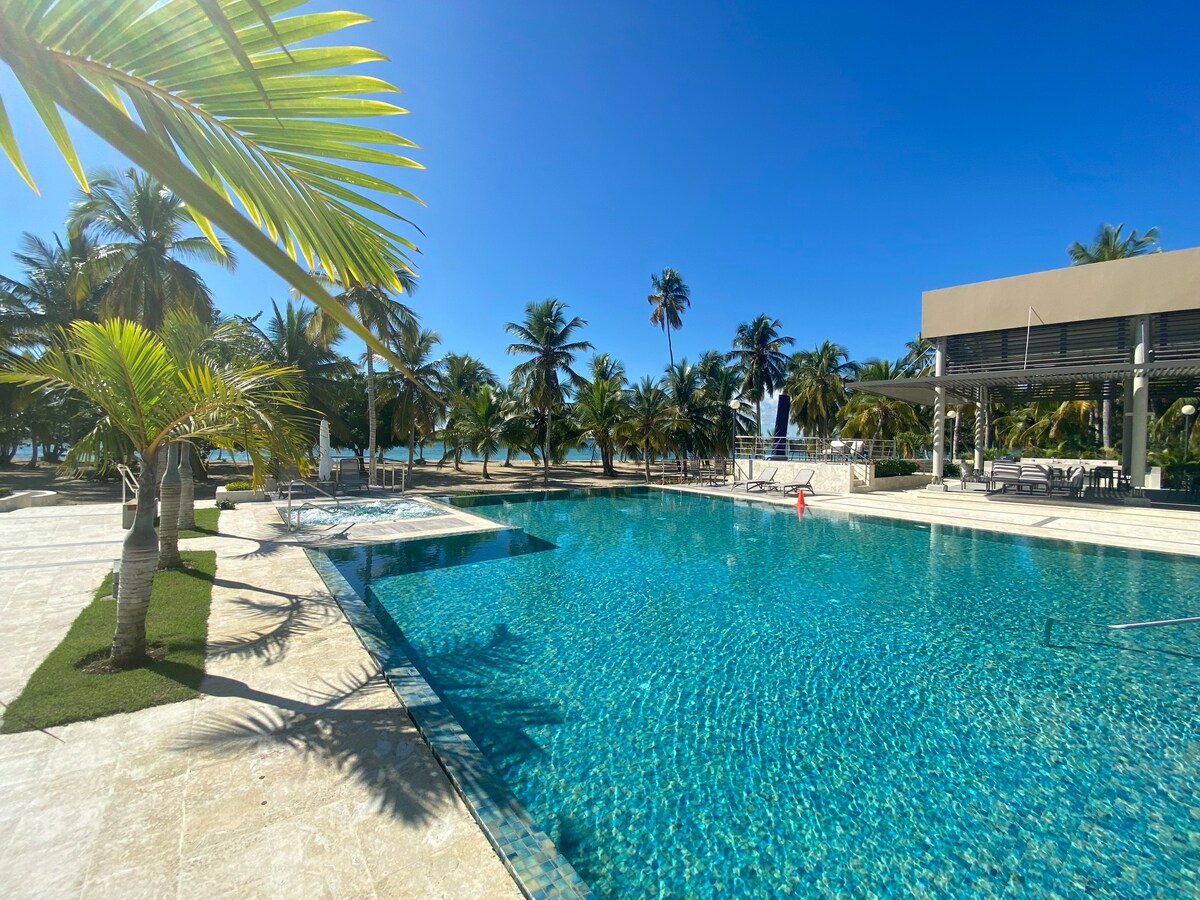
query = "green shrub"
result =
(224, 479, 254, 491)
(0, 485, 10, 498)
(943, 462, 961, 478)
(874, 459, 919, 478)
(216, 499, 237, 510)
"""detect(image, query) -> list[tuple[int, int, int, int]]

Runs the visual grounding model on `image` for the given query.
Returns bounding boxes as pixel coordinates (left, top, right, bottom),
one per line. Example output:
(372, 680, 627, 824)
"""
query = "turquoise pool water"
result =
(325, 489, 1200, 897)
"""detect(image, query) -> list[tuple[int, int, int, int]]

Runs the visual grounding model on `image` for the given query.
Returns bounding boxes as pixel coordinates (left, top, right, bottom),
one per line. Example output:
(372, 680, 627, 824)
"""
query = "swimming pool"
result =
(324, 488, 1200, 896)
(284, 498, 445, 527)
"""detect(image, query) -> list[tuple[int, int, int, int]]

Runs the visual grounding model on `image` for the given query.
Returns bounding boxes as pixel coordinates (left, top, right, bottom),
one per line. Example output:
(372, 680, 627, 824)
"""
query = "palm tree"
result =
(900, 334, 935, 377)
(664, 360, 718, 465)
(265, 300, 351, 430)
(648, 268, 691, 370)
(1068, 224, 1161, 264)
(506, 299, 592, 485)
(0, 231, 103, 348)
(786, 341, 858, 441)
(574, 376, 628, 477)
(69, 169, 234, 332)
(438, 353, 496, 471)
(310, 277, 416, 486)
(1, 319, 304, 668)
(391, 324, 444, 481)
(619, 377, 673, 482)
(840, 359, 923, 445)
(728, 315, 794, 440)
(0, 3, 424, 372)
(453, 387, 506, 479)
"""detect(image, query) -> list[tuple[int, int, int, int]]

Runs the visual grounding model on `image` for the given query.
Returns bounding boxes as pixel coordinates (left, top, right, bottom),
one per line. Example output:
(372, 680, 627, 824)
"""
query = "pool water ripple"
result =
(326, 490, 1200, 897)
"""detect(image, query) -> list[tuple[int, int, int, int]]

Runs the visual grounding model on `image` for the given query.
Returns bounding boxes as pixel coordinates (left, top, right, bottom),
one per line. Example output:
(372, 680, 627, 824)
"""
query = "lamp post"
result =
(730, 399, 748, 480)
(1182, 403, 1196, 459)
(947, 407, 959, 463)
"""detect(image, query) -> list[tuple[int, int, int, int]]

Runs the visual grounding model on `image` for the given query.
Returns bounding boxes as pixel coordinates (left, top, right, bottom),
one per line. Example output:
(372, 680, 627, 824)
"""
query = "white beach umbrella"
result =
(318, 418, 332, 481)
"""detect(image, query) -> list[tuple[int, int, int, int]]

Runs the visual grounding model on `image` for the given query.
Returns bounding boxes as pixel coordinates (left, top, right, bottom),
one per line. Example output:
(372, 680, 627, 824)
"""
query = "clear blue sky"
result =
(2, 0, 1197, 387)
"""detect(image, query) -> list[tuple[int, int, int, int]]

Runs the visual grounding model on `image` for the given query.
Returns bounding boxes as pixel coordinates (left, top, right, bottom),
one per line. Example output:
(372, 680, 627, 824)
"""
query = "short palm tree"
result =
(453, 386, 506, 479)
(265, 300, 351, 430)
(786, 341, 858, 441)
(648, 268, 691, 370)
(1, 319, 305, 668)
(69, 168, 234, 332)
(574, 375, 628, 477)
(506, 299, 592, 485)
(664, 360, 718, 464)
(619, 377, 673, 482)
(840, 359, 923, 444)
(728, 315, 794, 440)
(0, 231, 103, 348)
(438, 352, 496, 471)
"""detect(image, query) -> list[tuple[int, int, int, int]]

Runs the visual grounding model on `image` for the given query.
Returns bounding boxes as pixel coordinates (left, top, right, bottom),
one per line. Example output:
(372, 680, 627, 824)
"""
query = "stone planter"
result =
(852, 473, 933, 493)
(215, 485, 266, 503)
(0, 489, 57, 512)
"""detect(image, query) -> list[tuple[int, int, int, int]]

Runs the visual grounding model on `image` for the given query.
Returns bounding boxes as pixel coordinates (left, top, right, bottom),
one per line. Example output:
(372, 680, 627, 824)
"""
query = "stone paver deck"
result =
(0, 501, 519, 899)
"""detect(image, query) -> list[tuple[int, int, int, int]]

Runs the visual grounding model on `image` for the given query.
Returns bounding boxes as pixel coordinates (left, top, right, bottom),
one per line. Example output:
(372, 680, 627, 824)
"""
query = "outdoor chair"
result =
(1067, 466, 1087, 498)
(704, 458, 731, 486)
(659, 459, 685, 484)
(745, 467, 780, 492)
(782, 469, 816, 496)
(334, 459, 368, 494)
(959, 459, 987, 491)
(987, 461, 1022, 493)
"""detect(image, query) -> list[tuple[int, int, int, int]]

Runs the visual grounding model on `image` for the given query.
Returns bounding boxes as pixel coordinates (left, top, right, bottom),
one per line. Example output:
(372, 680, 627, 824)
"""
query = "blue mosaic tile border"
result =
(304, 547, 595, 900)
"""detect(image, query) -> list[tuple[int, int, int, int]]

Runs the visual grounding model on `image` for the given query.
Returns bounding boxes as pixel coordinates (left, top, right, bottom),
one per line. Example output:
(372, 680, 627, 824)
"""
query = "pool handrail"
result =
(1043, 614, 1200, 645)
(284, 478, 340, 532)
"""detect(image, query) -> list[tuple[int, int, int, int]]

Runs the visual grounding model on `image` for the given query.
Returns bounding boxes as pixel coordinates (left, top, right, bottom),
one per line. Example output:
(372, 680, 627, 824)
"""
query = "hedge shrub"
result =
(873, 459, 919, 478)
(224, 479, 254, 491)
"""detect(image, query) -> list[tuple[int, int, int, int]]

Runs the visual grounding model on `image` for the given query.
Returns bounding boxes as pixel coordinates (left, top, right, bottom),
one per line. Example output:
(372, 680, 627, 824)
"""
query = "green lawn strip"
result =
(0, 550, 217, 734)
(178, 506, 220, 539)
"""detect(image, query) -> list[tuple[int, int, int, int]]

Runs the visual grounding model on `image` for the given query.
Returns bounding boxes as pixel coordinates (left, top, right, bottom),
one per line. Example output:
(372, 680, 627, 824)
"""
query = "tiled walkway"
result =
(0, 502, 519, 899)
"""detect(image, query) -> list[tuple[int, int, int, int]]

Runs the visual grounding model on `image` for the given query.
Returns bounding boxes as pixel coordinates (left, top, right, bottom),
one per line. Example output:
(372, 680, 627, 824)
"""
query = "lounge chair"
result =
(959, 459, 987, 491)
(781, 469, 815, 496)
(987, 461, 1051, 494)
(745, 467, 780, 492)
(335, 459, 368, 494)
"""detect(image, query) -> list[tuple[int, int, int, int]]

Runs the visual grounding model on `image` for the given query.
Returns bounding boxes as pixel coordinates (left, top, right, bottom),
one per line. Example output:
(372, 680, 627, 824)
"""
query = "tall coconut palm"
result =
(453, 386, 506, 479)
(1, 231, 103, 348)
(438, 352, 496, 471)
(1069, 223, 1161, 448)
(728, 315, 794, 440)
(265, 300, 350, 430)
(309, 275, 416, 486)
(786, 341, 858, 441)
(619, 377, 673, 482)
(648, 268, 691, 370)
(1, 319, 304, 668)
(391, 324, 444, 481)
(0, 2, 425, 375)
(69, 169, 234, 332)
(664, 359, 718, 464)
(506, 299, 592, 485)
(574, 375, 628, 477)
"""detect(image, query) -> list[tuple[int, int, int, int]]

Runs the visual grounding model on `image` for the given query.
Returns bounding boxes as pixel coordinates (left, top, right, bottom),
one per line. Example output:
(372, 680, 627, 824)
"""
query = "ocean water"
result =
(328, 489, 1200, 897)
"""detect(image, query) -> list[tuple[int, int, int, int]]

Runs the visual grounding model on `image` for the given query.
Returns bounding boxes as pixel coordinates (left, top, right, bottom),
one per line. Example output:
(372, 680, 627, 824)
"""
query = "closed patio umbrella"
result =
(318, 418, 332, 482)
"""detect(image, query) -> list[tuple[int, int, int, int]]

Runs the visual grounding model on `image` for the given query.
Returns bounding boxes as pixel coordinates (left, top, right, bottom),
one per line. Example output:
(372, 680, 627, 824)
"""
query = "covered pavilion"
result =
(853, 247, 1200, 490)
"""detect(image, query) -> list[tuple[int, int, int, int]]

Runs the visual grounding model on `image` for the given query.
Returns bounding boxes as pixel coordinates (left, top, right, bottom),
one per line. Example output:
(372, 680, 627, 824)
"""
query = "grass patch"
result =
(178, 506, 220, 539)
(0, 551, 216, 734)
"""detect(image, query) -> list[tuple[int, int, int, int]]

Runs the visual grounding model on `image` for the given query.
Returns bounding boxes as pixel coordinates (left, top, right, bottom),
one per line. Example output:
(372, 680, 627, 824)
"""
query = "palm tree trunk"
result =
(158, 442, 183, 569)
(177, 441, 195, 532)
(407, 421, 416, 481)
(544, 406, 552, 485)
(644, 445, 651, 483)
(25, 427, 38, 469)
(482, 451, 490, 479)
(667, 325, 675, 370)
(366, 351, 377, 489)
(111, 447, 160, 667)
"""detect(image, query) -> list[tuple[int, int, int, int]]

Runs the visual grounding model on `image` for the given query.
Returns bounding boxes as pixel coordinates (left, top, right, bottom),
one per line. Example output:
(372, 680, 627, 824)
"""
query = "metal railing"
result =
(284, 478, 340, 532)
(733, 435, 899, 462)
(115, 463, 139, 505)
(1043, 614, 1200, 646)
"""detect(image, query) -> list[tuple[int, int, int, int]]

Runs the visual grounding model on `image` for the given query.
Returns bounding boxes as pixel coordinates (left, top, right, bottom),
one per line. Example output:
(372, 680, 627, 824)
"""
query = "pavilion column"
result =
(1129, 315, 1150, 489)
(974, 387, 986, 473)
(929, 338, 947, 490)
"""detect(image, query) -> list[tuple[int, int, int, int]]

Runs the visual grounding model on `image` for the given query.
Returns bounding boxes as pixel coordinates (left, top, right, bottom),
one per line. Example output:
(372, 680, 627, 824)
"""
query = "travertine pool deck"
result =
(0, 499, 520, 899)
(667, 482, 1200, 556)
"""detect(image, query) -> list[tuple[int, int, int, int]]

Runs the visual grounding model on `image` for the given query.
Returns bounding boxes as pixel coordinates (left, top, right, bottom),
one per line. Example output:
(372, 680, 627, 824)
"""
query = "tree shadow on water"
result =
(411, 623, 566, 772)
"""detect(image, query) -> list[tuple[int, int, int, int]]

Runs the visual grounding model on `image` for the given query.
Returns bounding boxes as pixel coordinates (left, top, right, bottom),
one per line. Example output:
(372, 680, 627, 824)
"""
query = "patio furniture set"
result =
(960, 460, 1131, 498)
(657, 461, 816, 496)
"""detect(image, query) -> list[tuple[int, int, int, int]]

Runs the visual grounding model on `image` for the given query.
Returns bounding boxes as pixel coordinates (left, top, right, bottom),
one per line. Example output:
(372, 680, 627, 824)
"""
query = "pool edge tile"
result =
(304, 547, 596, 900)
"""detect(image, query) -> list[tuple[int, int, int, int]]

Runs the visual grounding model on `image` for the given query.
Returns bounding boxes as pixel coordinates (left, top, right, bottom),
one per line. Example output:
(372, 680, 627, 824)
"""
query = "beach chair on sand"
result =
(745, 467, 780, 492)
(781, 469, 815, 496)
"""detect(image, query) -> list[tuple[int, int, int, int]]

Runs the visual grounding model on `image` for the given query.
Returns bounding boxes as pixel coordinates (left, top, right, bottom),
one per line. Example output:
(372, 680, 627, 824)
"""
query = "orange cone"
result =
(796, 489, 805, 508)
